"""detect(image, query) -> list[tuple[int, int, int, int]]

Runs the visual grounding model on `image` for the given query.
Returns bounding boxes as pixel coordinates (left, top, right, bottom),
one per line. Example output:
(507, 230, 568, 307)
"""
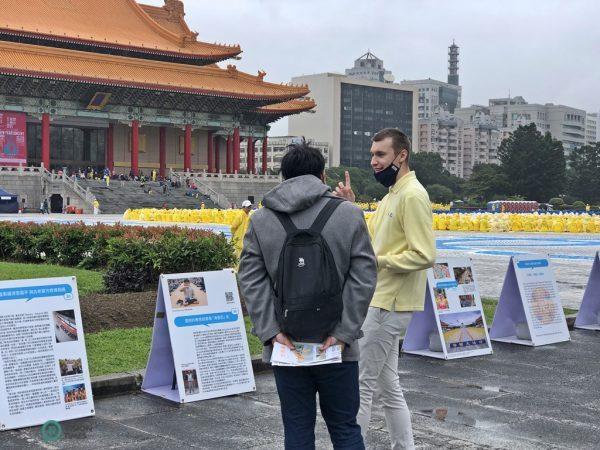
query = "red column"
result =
(131, 120, 139, 176)
(226, 135, 232, 174)
(214, 137, 220, 172)
(159, 126, 166, 178)
(184, 124, 192, 172)
(233, 127, 240, 173)
(207, 131, 214, 173)
(41, 113, 50, 169)
(246, 136, 253, 174)
(262, 136, 268, 174)
(106, 123, 114, 173)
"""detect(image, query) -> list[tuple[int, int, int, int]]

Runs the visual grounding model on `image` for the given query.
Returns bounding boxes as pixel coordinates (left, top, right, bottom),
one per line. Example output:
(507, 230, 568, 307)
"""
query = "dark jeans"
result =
(273, 361, 364, 450)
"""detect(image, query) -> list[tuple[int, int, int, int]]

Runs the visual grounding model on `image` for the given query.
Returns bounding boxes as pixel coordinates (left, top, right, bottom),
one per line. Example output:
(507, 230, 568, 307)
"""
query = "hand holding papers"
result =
(271, 342, 342, 366)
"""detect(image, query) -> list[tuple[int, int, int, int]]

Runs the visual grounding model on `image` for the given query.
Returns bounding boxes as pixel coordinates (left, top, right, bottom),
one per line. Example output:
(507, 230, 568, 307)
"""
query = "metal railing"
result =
(170, 171, 231, 209)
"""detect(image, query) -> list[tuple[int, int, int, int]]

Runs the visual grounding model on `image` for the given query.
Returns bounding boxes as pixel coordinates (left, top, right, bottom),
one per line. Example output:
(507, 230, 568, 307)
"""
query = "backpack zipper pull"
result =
(284, 309, 288, 318)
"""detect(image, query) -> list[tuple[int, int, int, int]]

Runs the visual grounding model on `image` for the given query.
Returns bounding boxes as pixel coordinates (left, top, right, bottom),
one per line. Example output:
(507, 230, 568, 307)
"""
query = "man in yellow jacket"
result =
(334, 128, 436, 449)
(230, 200, 253, 260)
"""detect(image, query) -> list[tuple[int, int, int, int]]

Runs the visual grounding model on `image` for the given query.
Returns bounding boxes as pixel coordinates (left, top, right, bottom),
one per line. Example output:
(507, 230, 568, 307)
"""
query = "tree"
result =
(426, 184, 454, 204)
(497, 124, 566, 201)
(411, 152, 463, 197)
(464, 163, 509, 203)
(567, 143, 600, 204)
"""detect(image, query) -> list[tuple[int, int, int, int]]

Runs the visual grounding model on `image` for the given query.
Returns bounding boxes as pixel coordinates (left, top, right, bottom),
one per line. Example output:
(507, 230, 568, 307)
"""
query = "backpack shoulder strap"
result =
(270, 210, 298, 235)
(310, 197, 344, 234)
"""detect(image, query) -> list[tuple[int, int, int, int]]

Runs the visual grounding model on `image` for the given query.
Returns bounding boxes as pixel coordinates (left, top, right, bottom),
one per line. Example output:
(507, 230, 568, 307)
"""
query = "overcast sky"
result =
(146, 0, 600, 136)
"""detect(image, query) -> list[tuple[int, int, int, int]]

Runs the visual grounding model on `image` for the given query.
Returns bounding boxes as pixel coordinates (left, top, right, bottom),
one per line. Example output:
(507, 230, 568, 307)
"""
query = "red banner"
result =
(0, 111, 27, 166)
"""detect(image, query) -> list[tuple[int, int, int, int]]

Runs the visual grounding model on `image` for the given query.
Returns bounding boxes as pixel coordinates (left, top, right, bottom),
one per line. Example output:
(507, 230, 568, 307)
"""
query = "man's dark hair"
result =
(280, 138, 325, 180)
(372, 128, 411, 161)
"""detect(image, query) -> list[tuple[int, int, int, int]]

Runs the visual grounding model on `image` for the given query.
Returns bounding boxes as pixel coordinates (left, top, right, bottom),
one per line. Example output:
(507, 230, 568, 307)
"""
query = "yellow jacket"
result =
(230, 210, 251, 258)
(367, 171, 436, 311)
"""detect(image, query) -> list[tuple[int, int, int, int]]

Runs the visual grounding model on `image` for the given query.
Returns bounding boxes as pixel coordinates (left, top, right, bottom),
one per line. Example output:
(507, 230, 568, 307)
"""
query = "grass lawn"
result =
(0, 261, 104, 297)
(86, 317, 263, 377)
(482, 298, 577, 325)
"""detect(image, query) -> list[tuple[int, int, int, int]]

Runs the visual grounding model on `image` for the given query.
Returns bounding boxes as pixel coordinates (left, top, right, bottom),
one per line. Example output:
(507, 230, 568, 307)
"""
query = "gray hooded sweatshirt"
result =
(238, 175, 377, 362)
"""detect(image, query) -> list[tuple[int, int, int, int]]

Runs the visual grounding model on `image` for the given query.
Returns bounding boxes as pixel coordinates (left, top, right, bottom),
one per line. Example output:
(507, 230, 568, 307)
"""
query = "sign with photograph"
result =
(0, 111, 27, 166)
(403, 258, 493, 359)
(575, 252, 600, 331)
(0, 277, 94, 431)
(142, 270, 255, 403)
(490, 255, 570, 346)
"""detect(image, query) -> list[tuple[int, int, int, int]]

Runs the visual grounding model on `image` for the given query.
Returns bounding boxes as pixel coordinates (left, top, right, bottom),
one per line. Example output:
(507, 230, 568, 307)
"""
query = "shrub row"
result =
(0, 222, 236, 293)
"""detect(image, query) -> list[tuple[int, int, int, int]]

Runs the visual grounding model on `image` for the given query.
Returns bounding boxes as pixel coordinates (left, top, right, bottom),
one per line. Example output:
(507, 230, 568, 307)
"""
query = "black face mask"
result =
(374, 162, 399, 188)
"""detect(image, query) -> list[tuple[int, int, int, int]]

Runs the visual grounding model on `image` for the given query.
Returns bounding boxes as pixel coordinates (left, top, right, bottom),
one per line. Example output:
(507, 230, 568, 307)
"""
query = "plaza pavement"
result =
(4, 329, 599, 449)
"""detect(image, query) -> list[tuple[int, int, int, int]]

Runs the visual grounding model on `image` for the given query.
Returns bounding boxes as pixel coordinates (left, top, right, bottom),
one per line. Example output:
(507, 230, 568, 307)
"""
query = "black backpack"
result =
(271, 198, 344, 343)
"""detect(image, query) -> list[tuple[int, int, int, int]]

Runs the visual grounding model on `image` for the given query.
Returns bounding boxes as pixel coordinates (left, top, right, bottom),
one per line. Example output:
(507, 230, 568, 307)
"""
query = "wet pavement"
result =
(4, 329, 600, 449)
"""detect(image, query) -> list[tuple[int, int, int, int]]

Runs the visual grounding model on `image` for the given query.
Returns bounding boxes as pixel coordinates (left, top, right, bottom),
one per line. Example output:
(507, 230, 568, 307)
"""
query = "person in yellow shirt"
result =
(230, 200, 253, 260)
(334, 128, 435, 449)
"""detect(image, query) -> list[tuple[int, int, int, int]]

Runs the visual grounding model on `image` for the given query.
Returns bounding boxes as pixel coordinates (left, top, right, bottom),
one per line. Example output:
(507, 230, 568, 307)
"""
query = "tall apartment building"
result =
(488, 97, 586, 157)
(288, 73, 417, 170)
(419, 107, 501, 178)
(240, 136, 330, 173)
(586, 113, 599, 145)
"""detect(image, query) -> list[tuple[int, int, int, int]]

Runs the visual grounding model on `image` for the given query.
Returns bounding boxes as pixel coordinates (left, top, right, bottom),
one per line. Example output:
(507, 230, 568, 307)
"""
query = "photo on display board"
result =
(439, 311, 488, 353)
(433, 288, 449, 310)
(182, 369, 199, 395)
(168, 277, 208, 310)
(63, 383, 87, 403)
(453, 266, 474, 285)
(529, 286, 560, 325)
(53, 310, 78, 343)
(59, 358, 83, 377)
(459, 294, 476, 308)
(433, 263, 451, 280)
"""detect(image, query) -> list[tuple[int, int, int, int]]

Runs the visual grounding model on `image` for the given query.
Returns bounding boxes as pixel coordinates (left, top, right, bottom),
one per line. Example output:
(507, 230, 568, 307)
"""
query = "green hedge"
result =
(0, 222, 236, 293)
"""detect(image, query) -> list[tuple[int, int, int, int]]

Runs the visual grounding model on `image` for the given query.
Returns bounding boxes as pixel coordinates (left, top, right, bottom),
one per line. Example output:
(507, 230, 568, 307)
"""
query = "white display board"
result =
(575, 252, 600, 331)
(142, 270, 255, 403)
(403, 258, 493, 359)
(0, 277, 94, 431)
(490, 255, 570, 346)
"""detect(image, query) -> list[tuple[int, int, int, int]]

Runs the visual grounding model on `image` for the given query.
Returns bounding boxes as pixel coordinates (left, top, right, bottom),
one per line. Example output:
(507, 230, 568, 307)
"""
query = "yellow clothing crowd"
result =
(125, 207, 600, 234)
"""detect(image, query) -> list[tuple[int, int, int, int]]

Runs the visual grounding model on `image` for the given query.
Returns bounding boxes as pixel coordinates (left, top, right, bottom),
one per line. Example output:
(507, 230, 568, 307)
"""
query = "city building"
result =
(488, 97, 586, 157)
(288, 73, 417, 170)
(345, 51, 395, 83)
(586, 113, 599, 145)
(0, 0, 315, 176)
(240, 136, 330, 174)
(400, 42, 462, 117)
(419, 107, 501, 178)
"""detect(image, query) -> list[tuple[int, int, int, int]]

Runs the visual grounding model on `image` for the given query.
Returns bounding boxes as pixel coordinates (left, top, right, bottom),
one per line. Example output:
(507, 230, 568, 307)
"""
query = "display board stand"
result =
(575, 252, 600, 331)
(403, 258, 493, 360)
(0, 277, 94, 431)
(142, 270, 255, 403)
(490, 255, 570, 346)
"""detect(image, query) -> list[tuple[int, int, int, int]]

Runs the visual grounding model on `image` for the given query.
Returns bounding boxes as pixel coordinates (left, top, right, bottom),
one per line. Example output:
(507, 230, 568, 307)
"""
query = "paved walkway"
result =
(4, 330, 599, 449)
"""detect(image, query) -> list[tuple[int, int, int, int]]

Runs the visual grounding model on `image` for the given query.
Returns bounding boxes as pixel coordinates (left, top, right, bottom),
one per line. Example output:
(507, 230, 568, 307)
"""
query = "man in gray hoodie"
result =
(239, 140, 377, 449)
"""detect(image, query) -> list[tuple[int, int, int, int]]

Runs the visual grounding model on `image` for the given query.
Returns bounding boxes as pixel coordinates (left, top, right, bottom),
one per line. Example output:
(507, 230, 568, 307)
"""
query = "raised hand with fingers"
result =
(332, 170, 356, 202)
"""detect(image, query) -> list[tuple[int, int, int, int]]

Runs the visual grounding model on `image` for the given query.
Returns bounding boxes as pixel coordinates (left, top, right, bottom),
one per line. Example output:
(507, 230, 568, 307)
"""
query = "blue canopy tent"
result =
(0, 187, 18, 213)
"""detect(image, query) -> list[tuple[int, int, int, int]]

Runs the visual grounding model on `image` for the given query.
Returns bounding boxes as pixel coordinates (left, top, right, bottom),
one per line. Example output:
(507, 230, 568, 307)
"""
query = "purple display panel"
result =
(402, 285, 446, 359)
(141, 285, 179, 402)
(490, 258, 530, 345)
(575, 252, 600, 331)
